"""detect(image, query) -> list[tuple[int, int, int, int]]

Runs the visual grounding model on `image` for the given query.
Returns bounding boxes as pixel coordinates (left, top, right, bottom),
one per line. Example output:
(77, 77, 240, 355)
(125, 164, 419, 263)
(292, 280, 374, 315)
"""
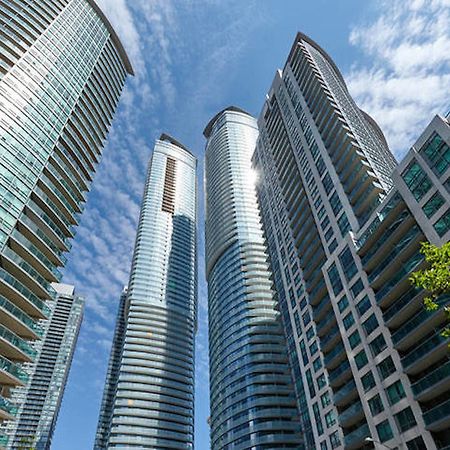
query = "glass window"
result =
(320, 441, 328, 450)
(321, 392, 331, 408)
(325, 410, 336, 428)
(368, 394, 384, 415)
(377, 419, 394, 443)
(420, 132, 450, 176)
(343, 312, 355, 330)
(350, 279, 364, 299)
(330, 191, 342, 216)
(306, 327, 314, 341)
(355, 350, 368, 369)
(330, 431, 340, 449)
(362, 370, 376, 391)
(338, 295, 348, 313)
(310, 341, 318, 355)
(313, 402, 324, 435)
(306, 369, 315, 397)
(406, 436, 426, 450)
(349, 330, 361, 349)
(402, 161, 432, 201)
(339, 247, 358, 281)
(356, 295, 371, 316)
(394, 407, 417, 432)
(377, 356, 396, 379)
(338, 212, 351, 236)
(317, 373, 326, 389)
(327, 263, 343, 295)
(322, 173, 333, 195)
(313, 357, 323, 372)
(386, 380, 406, 405)
(328, 239, 338, 253)
(423, 191, 445, 218)
(433, 208, 450, 237)
(370, 334, 387, 357)
(363, 313, 379, 336)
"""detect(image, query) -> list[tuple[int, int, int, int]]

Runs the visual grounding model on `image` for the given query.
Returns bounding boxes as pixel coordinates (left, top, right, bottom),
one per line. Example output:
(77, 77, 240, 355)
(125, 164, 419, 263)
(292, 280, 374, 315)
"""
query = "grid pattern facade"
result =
(253, 33, 450, 450)
(99, 136, 198, 449)
(0, 0, 131, 434)
(204, 108, 303, 449)
(0, 283, 84, 449)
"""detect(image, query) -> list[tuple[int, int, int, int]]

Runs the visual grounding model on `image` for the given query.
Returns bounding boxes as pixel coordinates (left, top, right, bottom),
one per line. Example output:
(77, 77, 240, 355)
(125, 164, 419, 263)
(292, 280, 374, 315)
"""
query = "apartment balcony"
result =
(320, 325, 340, 352)
(0, 267, 49, 319)
(316, 309, 336, 336)
(312, 294, 332, 322)
(324, 341, 346, 369)
(329, 359, 352, 387)
(383, 287, 423, 327)
(308, 277, 327, 306)
(0, 324, 36, 362)
(401, 331, 449, 374)
(0, 434, 8, 450)
(0, 395, 17, 421)
(424, 398, 450, 431)
(412, 361, 450, 402)
(343, 423, 370, 450)
(339, 400, 364, 427)
(333, 379, 358, 406)
(0, 354, 28, 387)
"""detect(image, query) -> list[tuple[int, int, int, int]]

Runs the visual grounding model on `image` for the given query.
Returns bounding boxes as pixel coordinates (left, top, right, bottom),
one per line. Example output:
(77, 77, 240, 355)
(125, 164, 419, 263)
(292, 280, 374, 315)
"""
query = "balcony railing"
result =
(0, 395, 17, 417)
(0, 324, 36, 360)
(411, 361, 450, 397)
(423, 398, 450, 427)
(0, 355, 28, 383)
(344, 423, 369, 448)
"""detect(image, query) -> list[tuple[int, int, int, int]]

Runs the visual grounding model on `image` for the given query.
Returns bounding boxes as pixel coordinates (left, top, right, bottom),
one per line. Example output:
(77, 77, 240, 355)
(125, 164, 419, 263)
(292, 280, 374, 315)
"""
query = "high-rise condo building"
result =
(204, 107, 303, 449)
(0, 0, 132, 435)
(253, 32, 450, 450)
(95, 135, 198, 449)
(0, 283, 84, 450)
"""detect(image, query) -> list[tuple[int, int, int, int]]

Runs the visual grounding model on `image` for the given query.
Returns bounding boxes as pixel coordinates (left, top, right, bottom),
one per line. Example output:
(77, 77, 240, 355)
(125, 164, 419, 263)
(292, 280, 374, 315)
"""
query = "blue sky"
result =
(52, 1, 450, 449)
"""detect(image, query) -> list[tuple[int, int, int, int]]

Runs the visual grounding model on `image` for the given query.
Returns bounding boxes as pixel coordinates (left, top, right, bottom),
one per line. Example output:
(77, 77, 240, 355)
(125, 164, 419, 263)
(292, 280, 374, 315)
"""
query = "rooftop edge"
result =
(203, 106, 253, 139)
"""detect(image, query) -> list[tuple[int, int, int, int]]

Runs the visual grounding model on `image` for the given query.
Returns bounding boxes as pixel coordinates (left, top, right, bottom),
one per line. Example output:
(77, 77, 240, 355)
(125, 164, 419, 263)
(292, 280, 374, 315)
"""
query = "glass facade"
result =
(96, 135, 198, 449)
(253, 32, 450, 450)
(0, 0, 132, 433)
(0, 283, 84, 449)
(204, 107, 303, 449)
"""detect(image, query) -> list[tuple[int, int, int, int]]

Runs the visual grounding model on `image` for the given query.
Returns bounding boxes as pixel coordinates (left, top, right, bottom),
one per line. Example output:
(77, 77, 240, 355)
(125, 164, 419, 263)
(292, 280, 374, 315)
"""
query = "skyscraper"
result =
(95, 134, 198, 449)
(253, 32, 450, 449)
(204, 107, 303, 449)
(0, 283, 84, 450)
(0, 0, 132, 429)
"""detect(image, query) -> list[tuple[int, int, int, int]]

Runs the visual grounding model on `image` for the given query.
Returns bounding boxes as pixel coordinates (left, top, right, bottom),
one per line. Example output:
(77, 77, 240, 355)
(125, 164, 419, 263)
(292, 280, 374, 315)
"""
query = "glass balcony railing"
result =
(0, 294, 44, 337)
(0, 434, 8, 446)
(316, 310, 336, 333)
(0, 324, 36, 359)
(392, 308, 431, 345)
(11, 229, 63, 280)
(344, 423, 369, 448)
(324, 342, 345, 366)
(0, 267, 50, 317)
(320, 324, 339, 348)
(402, 331, 448, 369)
(412, 361, 450, 396)
(0, 395, 17, 417)
(340, 400, 363, 424)
(329, 360, 350, 383)
(0, 355, 28, 383)
(334, 379, 357, 404)
(383, 286, 422, 322)
(423, 398, 450, 426)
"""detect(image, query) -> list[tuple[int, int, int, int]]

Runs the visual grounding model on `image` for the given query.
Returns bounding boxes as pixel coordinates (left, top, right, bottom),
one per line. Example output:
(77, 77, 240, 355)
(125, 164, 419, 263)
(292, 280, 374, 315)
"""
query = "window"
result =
(330, 191, 342, 216)
(377, 356, 396, 379)
(406, 436, 426, 450)
(317, 373, 326, 389)
(343, 312, 355, 330)
(330, 431, 341, 449)
(338, 295, 348, 313)
(313, 357, 323, 372)
(355, 350, 368, 369)
(349, 330, 361, 349)
(376, 419, 394, 443)
(350, 279, 364, 299)
(423, 191, 445, 218)
(362, 371, 376, 391)
(321, 215, 330, 230)
(394, 407, 417, 432)
(339, 247, 358, 281)
(325, 410, 336, 428)
(322, 173, 333, 195)
(402, 161, 432, 201)
(338, 212, 351, 236)
(368, 394, 384, 415)
(363, 314, 379, 336)
(321, 392, 331, 408)
(310, 341, 318, 355)
(303, 311, 311, 326)
(370, 334, 387, 357)
(356, 295, 371, 316)
(434, 208, 450, 236)
(306, 327, 314, 341)
(327, 263, 343, 295)
(328, 239, 338, 253)
(420, 132, 450, 176)
(320, 441, 328, 450)
(386, 380, 406, 405)
(306, 369, 316, 397)
(313, 403, 324, 435)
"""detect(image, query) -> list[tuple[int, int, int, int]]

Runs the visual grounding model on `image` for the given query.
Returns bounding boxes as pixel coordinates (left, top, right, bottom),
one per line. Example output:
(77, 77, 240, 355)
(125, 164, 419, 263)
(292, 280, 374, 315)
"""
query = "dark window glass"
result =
(363, 313, 379, 336)
(356, 295, 371, 316)
(386, 380, 406, 405)
(349, 330, 361, 349)
(362, 371, 376, 391)
(338, 212, 351, 236)
(377, 356, 396, 379)
(406, 436, 426, 450)
(423, 191, 445, 218)
(402, 161, 432, 201)
(355, 350, 368, 369)
(337, 295, 348, 313)
(351, 279, 364, 299)
(420, 132, 450, 176)
(369, 334, 387, 357)
(377, 419, 394, 443)
(343, 312, 355, 330)
(330, 191, 342, 215)
(327, 263, 343, 295)
(339, 247, 358, 281)
(368, 394, 384, 415)
(433, 208, 450, 237)
(394, 407, 417, 432)
(322, 173, 333, 195)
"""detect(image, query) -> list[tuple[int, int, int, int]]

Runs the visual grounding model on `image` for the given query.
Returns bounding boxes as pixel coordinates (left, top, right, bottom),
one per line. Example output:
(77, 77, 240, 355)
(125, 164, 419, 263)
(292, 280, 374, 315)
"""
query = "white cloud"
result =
(346, 0, 450, 158)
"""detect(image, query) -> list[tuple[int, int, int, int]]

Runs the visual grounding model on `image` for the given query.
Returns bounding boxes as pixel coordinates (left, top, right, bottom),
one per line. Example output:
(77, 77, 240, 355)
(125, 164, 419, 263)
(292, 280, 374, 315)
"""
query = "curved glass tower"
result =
(204, 107, 302, 450)
(97, 135, 197, 449)
(0, 0, 132, 435)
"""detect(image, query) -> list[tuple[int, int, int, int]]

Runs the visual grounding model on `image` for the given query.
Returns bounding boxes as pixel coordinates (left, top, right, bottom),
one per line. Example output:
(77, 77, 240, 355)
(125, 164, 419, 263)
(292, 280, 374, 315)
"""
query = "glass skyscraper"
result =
(0, 0, 132, 433)
(0, 283, 84, 450)
(95, 134, 198, 449)
(204, 107, 303, 449)
(253, 32, 450, 449)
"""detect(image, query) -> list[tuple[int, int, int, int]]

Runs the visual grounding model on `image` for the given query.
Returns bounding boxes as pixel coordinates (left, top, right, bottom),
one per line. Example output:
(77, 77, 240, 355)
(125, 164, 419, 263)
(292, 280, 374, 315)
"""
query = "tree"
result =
(409, 241, 450, 340)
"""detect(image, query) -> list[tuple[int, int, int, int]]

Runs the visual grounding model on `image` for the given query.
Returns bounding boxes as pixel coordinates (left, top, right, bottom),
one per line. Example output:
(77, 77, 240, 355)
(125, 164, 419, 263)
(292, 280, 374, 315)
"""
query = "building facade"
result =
(95, 135, 198, 449)
(0, 0, 133, 437)
(204, 107, 303, 449)
(253, 32, 450, 450)
(0, 283, 84, 449)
